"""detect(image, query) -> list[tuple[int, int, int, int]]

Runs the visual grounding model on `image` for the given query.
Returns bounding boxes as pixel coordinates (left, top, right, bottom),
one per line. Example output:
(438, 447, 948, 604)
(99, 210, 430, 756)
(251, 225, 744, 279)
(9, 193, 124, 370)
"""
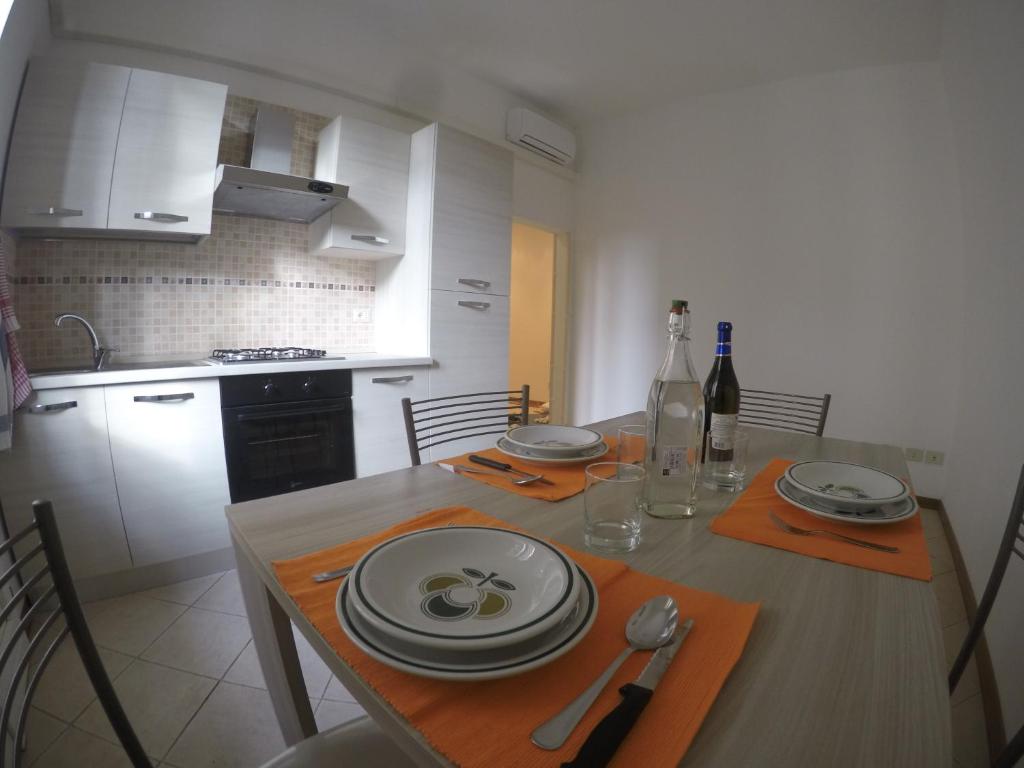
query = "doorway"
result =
(509, 222, 570, 424)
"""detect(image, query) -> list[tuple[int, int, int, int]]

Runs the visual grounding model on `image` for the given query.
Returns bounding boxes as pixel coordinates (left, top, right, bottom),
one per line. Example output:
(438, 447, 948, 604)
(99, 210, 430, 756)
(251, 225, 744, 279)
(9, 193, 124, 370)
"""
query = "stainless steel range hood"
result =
(213, 107, 347, 224)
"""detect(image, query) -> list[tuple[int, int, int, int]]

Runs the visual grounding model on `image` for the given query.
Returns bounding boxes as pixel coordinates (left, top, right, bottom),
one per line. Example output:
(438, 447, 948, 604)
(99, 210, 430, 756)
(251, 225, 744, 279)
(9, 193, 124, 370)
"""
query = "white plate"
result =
(775, 476, 918, 525)
(349, 526, 580, 651)
(337, 564, 597, 681)
(785, 461, 909, 511)
(495, 436, 610, 466)
(504, 425, 605, 456)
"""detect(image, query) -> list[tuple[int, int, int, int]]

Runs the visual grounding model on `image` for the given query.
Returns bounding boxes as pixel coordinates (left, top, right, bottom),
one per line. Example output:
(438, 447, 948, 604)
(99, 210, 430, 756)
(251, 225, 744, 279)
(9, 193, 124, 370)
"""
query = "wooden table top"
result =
(226, 413, 952, 767)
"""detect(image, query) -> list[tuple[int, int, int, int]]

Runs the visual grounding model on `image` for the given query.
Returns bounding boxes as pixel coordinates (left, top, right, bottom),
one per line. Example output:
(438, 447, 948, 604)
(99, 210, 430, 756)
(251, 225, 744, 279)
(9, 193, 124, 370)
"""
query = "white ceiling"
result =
(53, 0, 941, 125)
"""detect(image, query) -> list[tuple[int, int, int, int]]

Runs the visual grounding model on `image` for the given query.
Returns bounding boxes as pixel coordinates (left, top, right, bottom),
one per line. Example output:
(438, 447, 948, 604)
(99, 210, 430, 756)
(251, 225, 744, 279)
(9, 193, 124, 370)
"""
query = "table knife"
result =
(468, 454, 555, 485)
(561, 619, 694, 768)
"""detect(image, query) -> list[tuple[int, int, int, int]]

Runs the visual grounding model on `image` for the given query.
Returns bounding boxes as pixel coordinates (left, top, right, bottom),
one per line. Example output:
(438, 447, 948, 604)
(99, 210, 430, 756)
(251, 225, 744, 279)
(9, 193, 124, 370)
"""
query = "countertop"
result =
(29, 353, 434, 390)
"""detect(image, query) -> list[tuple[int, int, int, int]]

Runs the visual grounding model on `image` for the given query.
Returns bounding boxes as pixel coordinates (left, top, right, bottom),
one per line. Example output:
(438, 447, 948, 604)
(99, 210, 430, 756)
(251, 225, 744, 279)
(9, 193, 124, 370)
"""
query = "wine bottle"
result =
(702, 321, 740, 471)
(643, 300, 705, 519)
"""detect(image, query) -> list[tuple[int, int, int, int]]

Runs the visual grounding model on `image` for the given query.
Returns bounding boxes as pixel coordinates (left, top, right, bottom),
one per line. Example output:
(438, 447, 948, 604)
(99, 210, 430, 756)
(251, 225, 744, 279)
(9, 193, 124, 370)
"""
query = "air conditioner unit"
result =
(506, 108, 576, 166)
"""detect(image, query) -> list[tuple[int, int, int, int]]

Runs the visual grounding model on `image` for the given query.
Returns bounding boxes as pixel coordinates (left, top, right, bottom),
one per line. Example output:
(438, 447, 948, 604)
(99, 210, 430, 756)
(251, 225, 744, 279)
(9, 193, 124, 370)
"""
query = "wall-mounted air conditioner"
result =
(506, 108, 576, 166)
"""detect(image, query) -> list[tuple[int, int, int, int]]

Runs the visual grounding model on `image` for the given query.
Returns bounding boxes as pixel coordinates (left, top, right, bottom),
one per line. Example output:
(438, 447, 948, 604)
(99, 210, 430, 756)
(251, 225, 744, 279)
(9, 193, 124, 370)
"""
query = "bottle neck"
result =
(715, 329, 732, 357)
(659, 309, 699, 383)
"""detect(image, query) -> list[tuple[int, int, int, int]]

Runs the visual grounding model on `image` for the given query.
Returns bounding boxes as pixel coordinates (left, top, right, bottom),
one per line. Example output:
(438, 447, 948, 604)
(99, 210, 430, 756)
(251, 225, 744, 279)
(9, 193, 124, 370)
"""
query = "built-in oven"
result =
(220, 369, 355, 503)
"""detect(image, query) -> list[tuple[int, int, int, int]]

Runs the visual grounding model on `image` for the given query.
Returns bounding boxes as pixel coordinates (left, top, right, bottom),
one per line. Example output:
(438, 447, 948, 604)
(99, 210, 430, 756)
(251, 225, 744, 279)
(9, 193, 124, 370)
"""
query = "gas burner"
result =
(209, 347, 329, 363)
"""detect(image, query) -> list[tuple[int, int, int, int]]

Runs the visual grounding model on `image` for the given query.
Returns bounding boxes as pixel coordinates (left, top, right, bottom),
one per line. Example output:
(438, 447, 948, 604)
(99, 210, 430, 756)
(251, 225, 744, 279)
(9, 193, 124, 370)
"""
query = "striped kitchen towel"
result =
(0, 237, 31, 451)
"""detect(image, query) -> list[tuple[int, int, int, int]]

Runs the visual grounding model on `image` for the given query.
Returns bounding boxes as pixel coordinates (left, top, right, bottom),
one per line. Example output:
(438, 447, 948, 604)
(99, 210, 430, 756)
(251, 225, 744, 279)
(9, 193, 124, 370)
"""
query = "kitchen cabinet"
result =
(0, 388, 131, 580)
(106, 69, 227, 238)
(311, 116, 410, 259)
(352, 367, 427, 476)
(104, 379, 230, 566)
(1, 59, 226, 242)
(0, 60, 129, 232)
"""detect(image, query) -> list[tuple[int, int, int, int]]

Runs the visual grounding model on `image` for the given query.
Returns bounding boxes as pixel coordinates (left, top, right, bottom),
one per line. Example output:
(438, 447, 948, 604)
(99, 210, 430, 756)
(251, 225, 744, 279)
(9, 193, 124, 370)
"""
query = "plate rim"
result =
(504, 425, 604, 454)
(774, 475, 918, 525)
(350, 526, 579, 648)
(337, 564, 598, 680)
(495, 436, 610, 465)
(785, 460, 909, 507)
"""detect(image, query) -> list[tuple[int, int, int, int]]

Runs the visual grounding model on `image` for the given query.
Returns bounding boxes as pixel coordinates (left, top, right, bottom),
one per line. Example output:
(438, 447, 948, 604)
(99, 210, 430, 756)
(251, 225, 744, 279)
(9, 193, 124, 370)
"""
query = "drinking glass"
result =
(701, 427, 750, 492)
(616, 424, 647, 466)
(584, 462, 645, 553)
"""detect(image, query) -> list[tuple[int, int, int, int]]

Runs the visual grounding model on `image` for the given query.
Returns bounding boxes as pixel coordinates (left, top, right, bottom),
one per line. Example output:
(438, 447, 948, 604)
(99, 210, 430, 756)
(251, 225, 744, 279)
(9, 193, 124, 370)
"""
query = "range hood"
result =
(213, 107, 347, 224)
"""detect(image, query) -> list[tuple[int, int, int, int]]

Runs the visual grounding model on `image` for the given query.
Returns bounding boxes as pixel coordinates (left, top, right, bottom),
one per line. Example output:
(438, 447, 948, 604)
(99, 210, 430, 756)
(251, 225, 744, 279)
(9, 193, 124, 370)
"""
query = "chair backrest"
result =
(401, 385, 530, 466)
(0, 500, 151, 768)
(948, 464, 1024, 768)
(738, 388, 831, 436)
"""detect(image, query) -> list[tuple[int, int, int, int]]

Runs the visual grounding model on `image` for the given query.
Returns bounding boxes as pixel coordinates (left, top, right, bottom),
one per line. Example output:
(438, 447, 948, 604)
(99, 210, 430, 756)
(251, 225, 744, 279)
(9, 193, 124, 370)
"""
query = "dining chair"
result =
(948, 463, 1024, 768)
(0, 500, 414, 768)
(738, 388, 831, 436)
(401, 384, 530, 466)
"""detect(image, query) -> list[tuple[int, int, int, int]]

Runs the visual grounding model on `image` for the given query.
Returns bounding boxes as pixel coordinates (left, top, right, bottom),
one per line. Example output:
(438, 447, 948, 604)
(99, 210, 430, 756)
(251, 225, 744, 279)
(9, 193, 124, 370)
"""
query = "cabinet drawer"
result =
(104, 379, 230, 566)
(430, 199, 511, 295)
(0, 387, 131, 579)
(352, 367, 427, 477)
(434, 125, 513, 217)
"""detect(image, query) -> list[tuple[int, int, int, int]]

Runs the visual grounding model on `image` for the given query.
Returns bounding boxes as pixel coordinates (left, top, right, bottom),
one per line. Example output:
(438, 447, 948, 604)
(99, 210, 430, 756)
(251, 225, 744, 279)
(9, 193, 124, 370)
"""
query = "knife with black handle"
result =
(468, 454, 555, 485)
(561, 619, 693, 768)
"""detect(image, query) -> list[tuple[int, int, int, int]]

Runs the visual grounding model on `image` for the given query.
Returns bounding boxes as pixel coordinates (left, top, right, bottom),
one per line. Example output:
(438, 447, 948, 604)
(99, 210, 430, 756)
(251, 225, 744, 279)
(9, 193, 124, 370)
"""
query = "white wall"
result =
(0, 0, 48, 187)
(571, 63, 964, 497)
(940, 0, 1024, 736)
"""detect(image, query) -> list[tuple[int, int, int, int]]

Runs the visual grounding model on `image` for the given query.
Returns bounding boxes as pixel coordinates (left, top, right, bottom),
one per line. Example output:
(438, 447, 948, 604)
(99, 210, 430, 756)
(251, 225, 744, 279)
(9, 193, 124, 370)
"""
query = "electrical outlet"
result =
(924, 449, 945, 466)
(904, 447, 924, 463)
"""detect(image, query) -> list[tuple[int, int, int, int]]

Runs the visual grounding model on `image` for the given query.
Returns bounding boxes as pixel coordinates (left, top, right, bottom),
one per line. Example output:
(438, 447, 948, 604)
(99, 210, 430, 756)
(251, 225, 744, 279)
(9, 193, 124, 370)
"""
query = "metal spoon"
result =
(531, 595, 679, 750)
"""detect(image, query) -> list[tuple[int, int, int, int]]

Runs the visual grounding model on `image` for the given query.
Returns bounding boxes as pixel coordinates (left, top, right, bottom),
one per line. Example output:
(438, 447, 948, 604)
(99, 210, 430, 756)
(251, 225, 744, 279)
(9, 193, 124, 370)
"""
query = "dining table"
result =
(226, 413, 952, 767)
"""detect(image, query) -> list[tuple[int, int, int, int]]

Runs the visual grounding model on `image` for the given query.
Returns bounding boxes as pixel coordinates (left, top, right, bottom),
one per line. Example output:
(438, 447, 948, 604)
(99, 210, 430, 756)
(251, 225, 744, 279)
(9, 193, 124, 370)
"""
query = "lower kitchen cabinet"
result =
(352, 367, 427, 476)
(104, 378, 231, 566)
(0, 387, 131, 579)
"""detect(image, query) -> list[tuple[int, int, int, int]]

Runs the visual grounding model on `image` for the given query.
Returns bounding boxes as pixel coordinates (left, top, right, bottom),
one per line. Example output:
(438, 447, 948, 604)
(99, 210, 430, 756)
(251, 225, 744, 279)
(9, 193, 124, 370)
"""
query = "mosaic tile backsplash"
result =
(5, 97, 377, 370)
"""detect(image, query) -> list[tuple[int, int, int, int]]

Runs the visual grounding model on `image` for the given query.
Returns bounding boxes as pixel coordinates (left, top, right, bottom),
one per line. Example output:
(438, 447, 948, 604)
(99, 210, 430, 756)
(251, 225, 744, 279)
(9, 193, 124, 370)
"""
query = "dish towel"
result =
(710, 458, 932, 581)
(0, 237, 31, 451)
(273, 506, 760, 768)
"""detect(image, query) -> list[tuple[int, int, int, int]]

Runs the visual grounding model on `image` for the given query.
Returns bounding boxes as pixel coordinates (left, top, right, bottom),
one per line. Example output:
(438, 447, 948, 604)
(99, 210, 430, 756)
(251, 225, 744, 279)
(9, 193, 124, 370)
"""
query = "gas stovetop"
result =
(208, 347, 341, 363)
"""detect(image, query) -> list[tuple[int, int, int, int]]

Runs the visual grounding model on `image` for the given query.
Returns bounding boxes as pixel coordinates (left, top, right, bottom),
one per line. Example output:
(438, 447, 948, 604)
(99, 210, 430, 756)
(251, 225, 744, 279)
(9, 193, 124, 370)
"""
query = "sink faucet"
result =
(54, 313, 118, 371)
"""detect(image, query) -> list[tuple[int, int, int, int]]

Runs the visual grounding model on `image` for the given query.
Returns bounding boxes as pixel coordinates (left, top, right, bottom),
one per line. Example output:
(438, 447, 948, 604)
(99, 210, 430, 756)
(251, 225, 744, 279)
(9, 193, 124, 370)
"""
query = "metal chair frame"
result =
(738, 388, 831, 436)
(402, 385, 530, 466)
(0, 500, 150, 767)
(948, 464, 1024, 768)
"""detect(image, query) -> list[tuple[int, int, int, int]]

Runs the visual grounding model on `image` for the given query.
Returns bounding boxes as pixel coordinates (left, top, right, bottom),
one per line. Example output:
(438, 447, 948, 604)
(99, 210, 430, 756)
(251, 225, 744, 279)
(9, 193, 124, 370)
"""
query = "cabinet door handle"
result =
(351, 235, 390, 245)
(458, 278, 491, 290)
(458, 300, 491, 310)
(134, 211, 189, 223)
(133, 393, 195, 403)
(28, 400, 77, 414)
(28, 207, 83, 217)
(371, 375, 414, 384)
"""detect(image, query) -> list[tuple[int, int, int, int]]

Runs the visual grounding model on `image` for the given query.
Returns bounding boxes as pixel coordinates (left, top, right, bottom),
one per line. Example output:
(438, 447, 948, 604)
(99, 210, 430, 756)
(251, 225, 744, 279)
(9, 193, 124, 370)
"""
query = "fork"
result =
(768, 511, 900, 553)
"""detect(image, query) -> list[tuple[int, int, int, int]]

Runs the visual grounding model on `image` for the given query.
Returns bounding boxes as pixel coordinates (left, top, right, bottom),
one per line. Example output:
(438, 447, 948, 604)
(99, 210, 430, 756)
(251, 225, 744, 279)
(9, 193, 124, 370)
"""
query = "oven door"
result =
(221, 397, 355, 503)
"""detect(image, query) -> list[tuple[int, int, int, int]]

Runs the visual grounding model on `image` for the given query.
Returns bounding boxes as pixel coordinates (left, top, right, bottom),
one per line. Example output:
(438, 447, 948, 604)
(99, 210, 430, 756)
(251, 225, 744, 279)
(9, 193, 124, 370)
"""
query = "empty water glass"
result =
(584, 462, 645, 553)
(617, 424, 647, 466)
(702, 427, 749, 492)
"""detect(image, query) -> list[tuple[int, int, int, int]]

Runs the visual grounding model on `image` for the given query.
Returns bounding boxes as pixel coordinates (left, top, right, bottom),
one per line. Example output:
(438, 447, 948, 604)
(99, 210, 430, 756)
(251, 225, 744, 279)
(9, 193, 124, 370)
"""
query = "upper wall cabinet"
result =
(310, 116, 411, 259)
(1, 59, 227, 242)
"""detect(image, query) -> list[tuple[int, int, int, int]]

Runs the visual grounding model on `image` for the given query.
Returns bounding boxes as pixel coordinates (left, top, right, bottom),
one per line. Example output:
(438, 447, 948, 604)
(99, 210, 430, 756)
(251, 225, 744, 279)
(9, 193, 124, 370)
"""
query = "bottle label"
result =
(660, 446, 686, 476)
(709, 413, 738, 451)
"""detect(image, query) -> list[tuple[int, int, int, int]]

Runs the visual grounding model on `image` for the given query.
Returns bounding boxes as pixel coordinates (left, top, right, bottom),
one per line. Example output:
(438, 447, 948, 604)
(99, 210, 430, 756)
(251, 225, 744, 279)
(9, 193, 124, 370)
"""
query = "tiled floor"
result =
(24, 509, 991, 767)
(26, 570, 366, 767)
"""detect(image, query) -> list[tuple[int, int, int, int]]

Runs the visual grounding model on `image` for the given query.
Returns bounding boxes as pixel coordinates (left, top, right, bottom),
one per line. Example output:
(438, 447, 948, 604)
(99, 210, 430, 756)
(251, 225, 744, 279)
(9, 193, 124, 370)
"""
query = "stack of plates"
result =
(336, 526, 597, 680)
(775, 460, 917, 525)
(495, 425, 609, 465)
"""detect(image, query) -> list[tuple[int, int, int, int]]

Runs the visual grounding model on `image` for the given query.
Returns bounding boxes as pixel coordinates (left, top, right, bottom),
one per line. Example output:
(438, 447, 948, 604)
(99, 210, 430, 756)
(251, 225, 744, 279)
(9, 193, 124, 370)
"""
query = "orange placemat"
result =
(710, 459, 932, 581)
(273, 506, 759, 768)
(434, 436, 620, 502)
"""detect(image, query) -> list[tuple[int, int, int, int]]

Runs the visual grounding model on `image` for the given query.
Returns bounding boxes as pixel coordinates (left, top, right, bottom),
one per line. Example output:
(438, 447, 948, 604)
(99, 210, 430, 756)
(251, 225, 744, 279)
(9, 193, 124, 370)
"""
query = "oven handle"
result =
(229, 400, 351, 422)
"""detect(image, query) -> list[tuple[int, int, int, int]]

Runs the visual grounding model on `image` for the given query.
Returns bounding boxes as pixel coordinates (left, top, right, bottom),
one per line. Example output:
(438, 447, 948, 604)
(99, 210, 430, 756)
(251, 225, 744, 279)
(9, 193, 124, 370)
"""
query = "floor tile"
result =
(33, 642, 133, 722)
(165, 682, 287, 768)
(323, 676, 359, 704)
(223, 640, 264, 689)
(141, 607, 251, 679)
(25, 706, 67, 766)
(141, 573, 224, 607)
(83, 594, 188, 656)
(919, 508, 946, 540)
(951, 692, 989, 767)
(33, 726, 133, 768)
(74, 659, 216, 760)
(926, 534, 956, 576)
(194, 571, 247, 617)
(943, 620, 982, 707)
(932, 570, 967, 628)
(314, 698, 366, 731)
